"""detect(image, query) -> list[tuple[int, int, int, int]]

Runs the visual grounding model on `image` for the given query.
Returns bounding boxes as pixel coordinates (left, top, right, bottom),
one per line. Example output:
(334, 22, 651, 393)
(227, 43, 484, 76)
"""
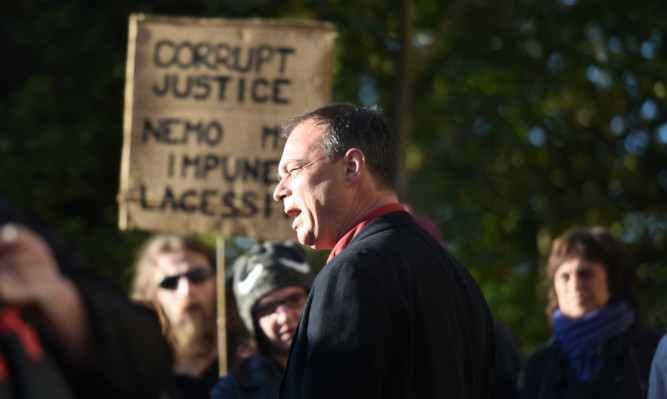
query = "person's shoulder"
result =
(228, 354, 282, 388)
(361, 210, 423, 240)
(318, 247, 376, 285)
(518, 337, 561, 398)
(654, 334, 667, 364)
(524, 336, 560, 367)
(658, 334, 667, 353)
(347, 211, 442, 257)
(212, 355, 266, 398)
(210, 373, 239, 399)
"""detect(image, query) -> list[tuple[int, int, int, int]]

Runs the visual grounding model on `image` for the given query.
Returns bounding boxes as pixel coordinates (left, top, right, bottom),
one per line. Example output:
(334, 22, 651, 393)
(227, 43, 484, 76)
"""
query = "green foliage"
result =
(400, 0, 667, 351)
(1, 0, 666, 356)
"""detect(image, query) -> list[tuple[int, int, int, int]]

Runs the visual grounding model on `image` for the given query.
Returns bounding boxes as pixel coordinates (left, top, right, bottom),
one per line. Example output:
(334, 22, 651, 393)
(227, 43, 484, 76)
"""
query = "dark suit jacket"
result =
(280, 210, 495, 399)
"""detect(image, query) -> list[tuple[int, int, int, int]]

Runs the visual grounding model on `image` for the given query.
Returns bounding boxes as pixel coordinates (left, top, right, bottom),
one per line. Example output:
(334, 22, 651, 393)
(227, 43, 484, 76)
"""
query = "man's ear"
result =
(343, 148, 365, 186)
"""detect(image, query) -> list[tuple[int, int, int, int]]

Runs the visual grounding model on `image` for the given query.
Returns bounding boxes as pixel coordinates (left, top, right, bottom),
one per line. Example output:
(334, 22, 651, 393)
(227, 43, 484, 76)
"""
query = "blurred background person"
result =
(131, 235, 219, 399)
(648, 333, 667, 398)
(0, 199, 171, 398)
(211, 240, 315, 399)
(491, 318, 524, 399)
(517, 226, 663, 398)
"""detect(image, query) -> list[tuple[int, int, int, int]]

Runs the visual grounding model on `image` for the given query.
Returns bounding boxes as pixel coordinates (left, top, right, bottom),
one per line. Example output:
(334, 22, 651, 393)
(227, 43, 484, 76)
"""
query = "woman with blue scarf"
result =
(517, 227, 663, 399)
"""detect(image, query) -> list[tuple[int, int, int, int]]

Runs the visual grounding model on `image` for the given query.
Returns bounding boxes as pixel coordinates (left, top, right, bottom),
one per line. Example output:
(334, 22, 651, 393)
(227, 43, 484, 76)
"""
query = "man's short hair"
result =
(282, 103, 397, 191)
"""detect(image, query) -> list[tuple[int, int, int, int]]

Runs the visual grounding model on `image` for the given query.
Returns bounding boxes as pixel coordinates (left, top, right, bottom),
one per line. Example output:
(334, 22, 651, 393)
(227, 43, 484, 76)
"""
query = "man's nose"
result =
(273, 178, 290, 202)
(175, 277, 192, 297)
(275, 304, 292, 324)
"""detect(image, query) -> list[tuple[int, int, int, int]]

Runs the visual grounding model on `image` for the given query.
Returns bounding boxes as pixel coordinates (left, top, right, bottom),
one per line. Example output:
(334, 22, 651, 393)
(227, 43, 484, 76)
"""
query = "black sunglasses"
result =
(158, 267, 215, 290)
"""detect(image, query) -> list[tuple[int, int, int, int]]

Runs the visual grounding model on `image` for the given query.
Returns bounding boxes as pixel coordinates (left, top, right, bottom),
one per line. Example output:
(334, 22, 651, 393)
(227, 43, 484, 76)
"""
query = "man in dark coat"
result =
(272, 103, 495, 398)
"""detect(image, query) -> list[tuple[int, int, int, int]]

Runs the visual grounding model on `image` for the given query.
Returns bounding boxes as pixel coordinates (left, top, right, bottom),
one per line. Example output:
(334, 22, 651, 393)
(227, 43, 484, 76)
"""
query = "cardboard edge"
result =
(118, 14, 139, 230)
(129, 12, 336, 33)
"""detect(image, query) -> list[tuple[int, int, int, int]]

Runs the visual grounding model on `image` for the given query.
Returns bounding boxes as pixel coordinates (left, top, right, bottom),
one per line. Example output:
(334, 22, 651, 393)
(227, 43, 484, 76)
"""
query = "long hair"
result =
(544, 226, 639, 325)
(130, 235, 215, 345)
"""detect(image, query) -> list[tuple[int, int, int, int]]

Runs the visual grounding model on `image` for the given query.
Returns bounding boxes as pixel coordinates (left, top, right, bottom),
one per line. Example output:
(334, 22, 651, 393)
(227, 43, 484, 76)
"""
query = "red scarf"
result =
(327, 203, 406, 263)
(0, 306, 45, 384)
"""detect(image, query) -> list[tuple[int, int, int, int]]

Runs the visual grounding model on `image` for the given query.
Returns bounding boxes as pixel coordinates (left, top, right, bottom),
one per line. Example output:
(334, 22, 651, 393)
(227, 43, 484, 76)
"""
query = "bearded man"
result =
(131, 235, 219, 399)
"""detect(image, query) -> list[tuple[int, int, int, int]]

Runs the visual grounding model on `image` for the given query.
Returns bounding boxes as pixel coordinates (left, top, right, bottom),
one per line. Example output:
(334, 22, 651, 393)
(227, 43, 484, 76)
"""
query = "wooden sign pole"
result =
(216, 236, 228, 377)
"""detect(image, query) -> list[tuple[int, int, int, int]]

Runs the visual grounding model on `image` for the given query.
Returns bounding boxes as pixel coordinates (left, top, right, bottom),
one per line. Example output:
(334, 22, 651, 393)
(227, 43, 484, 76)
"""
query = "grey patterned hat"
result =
(232, 240, 315, 334)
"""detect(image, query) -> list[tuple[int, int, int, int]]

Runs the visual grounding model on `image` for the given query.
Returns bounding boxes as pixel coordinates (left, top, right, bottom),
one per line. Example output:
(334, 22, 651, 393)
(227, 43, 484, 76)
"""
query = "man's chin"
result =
(181, 309, 204, 320)
(173, 321, 216, 353)
(173, 312, 210, 337)
(280, 331, 295, 343)
(294, 227, 309, 245)
(298, 230, 326, 249)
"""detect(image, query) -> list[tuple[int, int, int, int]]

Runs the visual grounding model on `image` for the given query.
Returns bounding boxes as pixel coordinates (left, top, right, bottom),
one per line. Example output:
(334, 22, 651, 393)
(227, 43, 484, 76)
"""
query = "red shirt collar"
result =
(326, 203, 406, 263)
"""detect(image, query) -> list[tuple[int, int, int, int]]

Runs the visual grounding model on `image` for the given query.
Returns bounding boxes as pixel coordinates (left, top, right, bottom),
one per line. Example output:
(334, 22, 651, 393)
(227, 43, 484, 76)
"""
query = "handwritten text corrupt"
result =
(152, 41, 295, 103)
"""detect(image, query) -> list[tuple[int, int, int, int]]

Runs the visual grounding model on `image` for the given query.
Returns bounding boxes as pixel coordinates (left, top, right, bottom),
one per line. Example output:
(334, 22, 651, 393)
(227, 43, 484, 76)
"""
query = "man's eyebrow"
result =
(275, 166, 285, 181)
(275, 161, 292, 180)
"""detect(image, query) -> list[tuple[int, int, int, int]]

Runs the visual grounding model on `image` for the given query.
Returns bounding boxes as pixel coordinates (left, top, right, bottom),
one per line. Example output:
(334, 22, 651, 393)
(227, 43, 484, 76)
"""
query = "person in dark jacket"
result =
(492, 318, 525, 399)
(211, 240, 315, 399)
(517, 226, 663, 399)
(272, 103, 495, 398)
(0, 200, 171, 399)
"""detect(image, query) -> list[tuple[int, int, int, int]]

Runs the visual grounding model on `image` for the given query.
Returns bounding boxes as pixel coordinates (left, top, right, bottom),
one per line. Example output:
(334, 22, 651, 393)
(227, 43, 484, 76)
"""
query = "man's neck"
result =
(337, 189, 398, 241)
(173, 347, 218, 377)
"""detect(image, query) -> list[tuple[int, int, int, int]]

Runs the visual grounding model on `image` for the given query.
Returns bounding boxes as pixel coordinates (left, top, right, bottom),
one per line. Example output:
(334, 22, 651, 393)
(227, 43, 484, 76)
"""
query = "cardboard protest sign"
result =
(118, 14, 336, 239)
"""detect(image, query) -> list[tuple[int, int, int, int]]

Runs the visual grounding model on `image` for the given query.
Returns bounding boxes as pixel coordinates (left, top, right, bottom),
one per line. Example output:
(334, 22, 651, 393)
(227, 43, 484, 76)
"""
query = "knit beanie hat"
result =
(232, 240, 315, 334)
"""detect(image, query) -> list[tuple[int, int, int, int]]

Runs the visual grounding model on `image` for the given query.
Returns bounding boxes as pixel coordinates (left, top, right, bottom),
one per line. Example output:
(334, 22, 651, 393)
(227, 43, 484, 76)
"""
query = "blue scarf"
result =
(553, 301, 635, 382)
